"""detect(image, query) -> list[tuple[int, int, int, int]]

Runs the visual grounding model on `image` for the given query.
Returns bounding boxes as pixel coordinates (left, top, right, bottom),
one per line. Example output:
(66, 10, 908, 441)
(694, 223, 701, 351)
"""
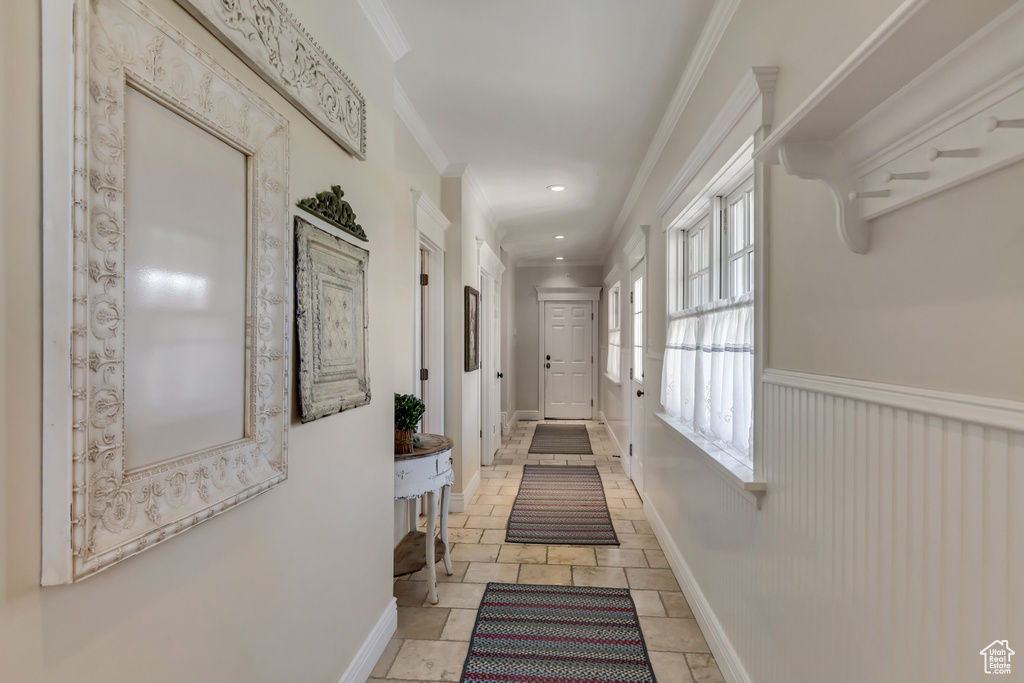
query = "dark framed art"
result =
(465, 285, 480, 371)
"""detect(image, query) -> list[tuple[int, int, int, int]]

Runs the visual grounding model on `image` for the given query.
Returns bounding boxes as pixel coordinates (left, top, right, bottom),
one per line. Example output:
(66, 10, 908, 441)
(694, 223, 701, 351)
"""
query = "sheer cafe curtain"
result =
(607, 330, 621, 380)
(661, 292, 753, 460)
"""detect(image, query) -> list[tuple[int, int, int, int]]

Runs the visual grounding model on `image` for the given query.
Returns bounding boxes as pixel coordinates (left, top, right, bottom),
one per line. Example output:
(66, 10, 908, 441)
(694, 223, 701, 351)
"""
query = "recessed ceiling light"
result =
(554, 235, 565, 239)
(548, 185, 566, 192)
(555, 257, 564, 261)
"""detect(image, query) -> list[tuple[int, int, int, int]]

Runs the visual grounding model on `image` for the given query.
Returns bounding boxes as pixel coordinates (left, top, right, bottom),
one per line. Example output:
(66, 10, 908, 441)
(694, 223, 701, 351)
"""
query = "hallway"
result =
(374, 421, 724, 683)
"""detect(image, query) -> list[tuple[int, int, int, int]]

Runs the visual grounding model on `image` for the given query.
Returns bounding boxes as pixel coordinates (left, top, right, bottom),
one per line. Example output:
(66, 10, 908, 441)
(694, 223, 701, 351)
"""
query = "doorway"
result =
(479, 271, 501, 465)
(628, 259, 646, 496)
(538, 291, 600, 420)
(479, 242, 505, 467)
(413, 192, 448, 436)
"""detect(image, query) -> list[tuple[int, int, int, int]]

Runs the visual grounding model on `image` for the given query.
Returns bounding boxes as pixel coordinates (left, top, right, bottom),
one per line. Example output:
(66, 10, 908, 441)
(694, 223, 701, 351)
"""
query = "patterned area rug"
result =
(461, 583, 657, 683)
(506, 465, 619, 545)
(528, 423, 594, 454)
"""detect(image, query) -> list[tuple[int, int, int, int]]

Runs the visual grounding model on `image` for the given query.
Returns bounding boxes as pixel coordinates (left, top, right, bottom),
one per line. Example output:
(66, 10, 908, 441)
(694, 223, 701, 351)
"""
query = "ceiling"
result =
(385, 0, 717, 264)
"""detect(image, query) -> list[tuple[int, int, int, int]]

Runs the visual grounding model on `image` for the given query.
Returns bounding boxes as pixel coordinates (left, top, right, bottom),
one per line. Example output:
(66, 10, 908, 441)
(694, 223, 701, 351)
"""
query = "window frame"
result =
(661, 135, 766, 504)
(605, 281, 622, 383)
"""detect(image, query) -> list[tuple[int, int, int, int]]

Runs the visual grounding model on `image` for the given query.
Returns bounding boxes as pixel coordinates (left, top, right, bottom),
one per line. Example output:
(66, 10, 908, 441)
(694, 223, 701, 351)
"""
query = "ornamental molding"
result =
(356, 0, 410, 62)
(176, 0, 367, 159)
(42, 0, 290, 583)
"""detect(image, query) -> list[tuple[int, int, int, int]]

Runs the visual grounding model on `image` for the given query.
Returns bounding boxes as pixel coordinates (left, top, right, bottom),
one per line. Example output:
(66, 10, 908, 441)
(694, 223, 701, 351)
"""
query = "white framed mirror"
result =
(42, 0, 291, 583)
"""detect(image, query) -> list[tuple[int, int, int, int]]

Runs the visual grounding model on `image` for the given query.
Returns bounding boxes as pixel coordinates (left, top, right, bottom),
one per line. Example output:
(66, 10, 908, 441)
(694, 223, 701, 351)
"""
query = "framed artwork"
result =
(41, 0, 290, 583)
(294, 215, 371, 422)
(465, 286, 480, 372)
(175, 0, 366, 159)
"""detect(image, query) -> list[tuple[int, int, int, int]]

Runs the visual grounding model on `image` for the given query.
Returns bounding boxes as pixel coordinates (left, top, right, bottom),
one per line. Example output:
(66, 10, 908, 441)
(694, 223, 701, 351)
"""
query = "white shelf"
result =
(755, 0, 1024, 253)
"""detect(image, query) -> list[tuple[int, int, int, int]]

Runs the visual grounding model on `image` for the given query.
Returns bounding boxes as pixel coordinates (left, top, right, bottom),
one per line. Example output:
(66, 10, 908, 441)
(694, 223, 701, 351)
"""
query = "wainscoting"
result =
(646, 368, 1023, 683)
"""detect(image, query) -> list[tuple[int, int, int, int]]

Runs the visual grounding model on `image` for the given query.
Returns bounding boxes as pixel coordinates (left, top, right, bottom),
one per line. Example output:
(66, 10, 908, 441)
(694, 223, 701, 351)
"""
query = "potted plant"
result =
(394, 393, 425, 455)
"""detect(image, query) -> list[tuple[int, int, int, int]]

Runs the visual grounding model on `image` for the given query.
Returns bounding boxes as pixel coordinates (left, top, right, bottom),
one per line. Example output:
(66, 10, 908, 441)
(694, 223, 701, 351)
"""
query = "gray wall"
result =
(514, 265, 605, 413)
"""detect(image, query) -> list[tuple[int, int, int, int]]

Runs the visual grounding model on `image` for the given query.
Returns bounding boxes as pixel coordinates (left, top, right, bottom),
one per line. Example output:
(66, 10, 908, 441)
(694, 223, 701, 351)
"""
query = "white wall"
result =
(391, 119, 443, 545)
(441, 172, 501, 506)
(514, 265, 605, 415)
(600, 0, 1023, 681)
(1, 0, 439, 680)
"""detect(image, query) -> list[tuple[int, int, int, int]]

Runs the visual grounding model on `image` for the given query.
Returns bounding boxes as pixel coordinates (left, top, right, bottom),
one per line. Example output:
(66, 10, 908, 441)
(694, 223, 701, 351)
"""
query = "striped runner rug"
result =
(506, 465, 618, 545)
(529, 423, 594, 454)
(461, 583, 657, 683)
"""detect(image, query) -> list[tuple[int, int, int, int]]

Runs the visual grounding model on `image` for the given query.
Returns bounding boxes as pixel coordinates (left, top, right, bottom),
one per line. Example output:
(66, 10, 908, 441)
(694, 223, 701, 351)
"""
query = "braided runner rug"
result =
(506, 465, 618, 545)
(461, 583, 657, 683)
(529, 424, 594, 455)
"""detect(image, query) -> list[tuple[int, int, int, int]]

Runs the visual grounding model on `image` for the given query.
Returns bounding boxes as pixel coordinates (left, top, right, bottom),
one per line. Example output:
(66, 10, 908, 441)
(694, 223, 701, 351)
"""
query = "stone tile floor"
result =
(371, 420, 725, 683)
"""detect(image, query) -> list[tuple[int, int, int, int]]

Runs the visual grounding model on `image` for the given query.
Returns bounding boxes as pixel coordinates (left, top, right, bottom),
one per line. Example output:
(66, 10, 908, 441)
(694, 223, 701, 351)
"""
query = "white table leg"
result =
(440, 483, 453, 575)
(407, 499, 418, 534)
(425, 489, 438, 604)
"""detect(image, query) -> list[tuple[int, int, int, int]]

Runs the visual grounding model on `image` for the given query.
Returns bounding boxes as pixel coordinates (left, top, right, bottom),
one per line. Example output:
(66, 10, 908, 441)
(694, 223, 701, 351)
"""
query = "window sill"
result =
(655, 412, 766, 509)
(603, 373, 622, 386)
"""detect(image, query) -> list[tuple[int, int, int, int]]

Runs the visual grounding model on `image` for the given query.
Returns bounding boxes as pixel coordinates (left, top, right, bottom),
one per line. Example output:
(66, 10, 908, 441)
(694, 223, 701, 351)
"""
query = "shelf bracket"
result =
(778, 142, 869, 254)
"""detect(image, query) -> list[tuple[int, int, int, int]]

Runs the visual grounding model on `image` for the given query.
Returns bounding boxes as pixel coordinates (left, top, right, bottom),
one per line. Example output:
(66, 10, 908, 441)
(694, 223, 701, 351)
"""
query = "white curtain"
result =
(607, 330, 621, 380)
(661, 293, 753, 459)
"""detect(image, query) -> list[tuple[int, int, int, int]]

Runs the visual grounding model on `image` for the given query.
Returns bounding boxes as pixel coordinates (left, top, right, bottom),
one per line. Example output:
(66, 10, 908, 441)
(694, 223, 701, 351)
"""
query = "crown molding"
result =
(394, 81, 449, 174)
(413, 189, 450, 232)
(656, 66, 776, 218)
(602, 0, 741, 251)
(356, 0, 410, 62)
(444, 162, 499, 236)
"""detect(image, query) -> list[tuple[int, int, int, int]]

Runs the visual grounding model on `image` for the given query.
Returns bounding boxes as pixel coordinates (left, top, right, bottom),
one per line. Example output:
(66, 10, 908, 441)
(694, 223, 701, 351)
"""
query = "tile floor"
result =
(371, 420, 725, 683)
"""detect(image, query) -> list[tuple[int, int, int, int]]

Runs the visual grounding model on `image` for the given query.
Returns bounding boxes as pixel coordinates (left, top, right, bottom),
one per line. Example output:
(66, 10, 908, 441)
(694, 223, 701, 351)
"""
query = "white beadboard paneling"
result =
(647, 372, 1023, 682)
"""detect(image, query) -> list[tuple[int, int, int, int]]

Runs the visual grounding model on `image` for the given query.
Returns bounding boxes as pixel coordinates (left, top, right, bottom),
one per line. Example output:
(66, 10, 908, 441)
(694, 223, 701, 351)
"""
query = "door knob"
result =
(545, 363, 551, 369)
(636, 389, 644, 397)
(497, 372, 503, 379)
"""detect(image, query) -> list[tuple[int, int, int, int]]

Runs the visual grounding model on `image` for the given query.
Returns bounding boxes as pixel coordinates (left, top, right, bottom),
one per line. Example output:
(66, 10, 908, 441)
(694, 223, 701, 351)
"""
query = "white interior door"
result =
(543, 301, 593, 419)
(480, 272, 501, 465)
(629, 261, 646, 496)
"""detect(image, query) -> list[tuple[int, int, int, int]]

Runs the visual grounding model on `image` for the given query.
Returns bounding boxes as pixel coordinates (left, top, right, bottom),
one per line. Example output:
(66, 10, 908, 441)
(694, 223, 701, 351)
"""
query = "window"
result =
(724, 182, 754, 297)
(606, 282, 621, 381)
(632, 276, 644, 384)
(662, 140, 755, 464)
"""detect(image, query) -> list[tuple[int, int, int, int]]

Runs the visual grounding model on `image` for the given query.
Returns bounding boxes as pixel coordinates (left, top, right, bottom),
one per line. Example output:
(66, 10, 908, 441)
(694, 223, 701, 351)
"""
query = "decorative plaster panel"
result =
(176, 0, 367, 159)
(295, 216, 371, 422)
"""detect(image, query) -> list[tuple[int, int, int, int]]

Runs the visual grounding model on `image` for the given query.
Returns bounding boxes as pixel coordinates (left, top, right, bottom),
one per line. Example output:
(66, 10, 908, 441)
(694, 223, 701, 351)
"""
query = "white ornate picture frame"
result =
(175, 0, 367, 159)
(41, 0, 290, 583)
(295, 216, 371, 422)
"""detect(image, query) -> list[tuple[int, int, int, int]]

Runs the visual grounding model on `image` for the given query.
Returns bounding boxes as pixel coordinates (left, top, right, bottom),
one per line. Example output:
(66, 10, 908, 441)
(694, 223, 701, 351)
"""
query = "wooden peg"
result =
(884, 171, 929, 182)
(928, 147, 980, 161)
(848, 190, 891, 200)
(986, 116, 1024, 132)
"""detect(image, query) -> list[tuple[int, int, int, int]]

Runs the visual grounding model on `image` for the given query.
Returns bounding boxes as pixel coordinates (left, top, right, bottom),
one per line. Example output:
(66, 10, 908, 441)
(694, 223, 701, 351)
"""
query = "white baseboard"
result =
(501, 411, 519, 436)
(644, 500, 751, 683)
(515, 410, 541, 421)
(603, 418, 625, 459)
(337, 597, 397, 683)
(449, 468, 480, 513)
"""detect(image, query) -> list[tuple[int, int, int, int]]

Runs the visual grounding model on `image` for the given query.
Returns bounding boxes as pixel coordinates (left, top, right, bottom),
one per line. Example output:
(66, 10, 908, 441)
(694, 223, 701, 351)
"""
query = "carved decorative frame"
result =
(295, 216, 371, 422)
(42, 0, 290, 583)
(465, 286, 480, 372)
(176, 0, 367, 159)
